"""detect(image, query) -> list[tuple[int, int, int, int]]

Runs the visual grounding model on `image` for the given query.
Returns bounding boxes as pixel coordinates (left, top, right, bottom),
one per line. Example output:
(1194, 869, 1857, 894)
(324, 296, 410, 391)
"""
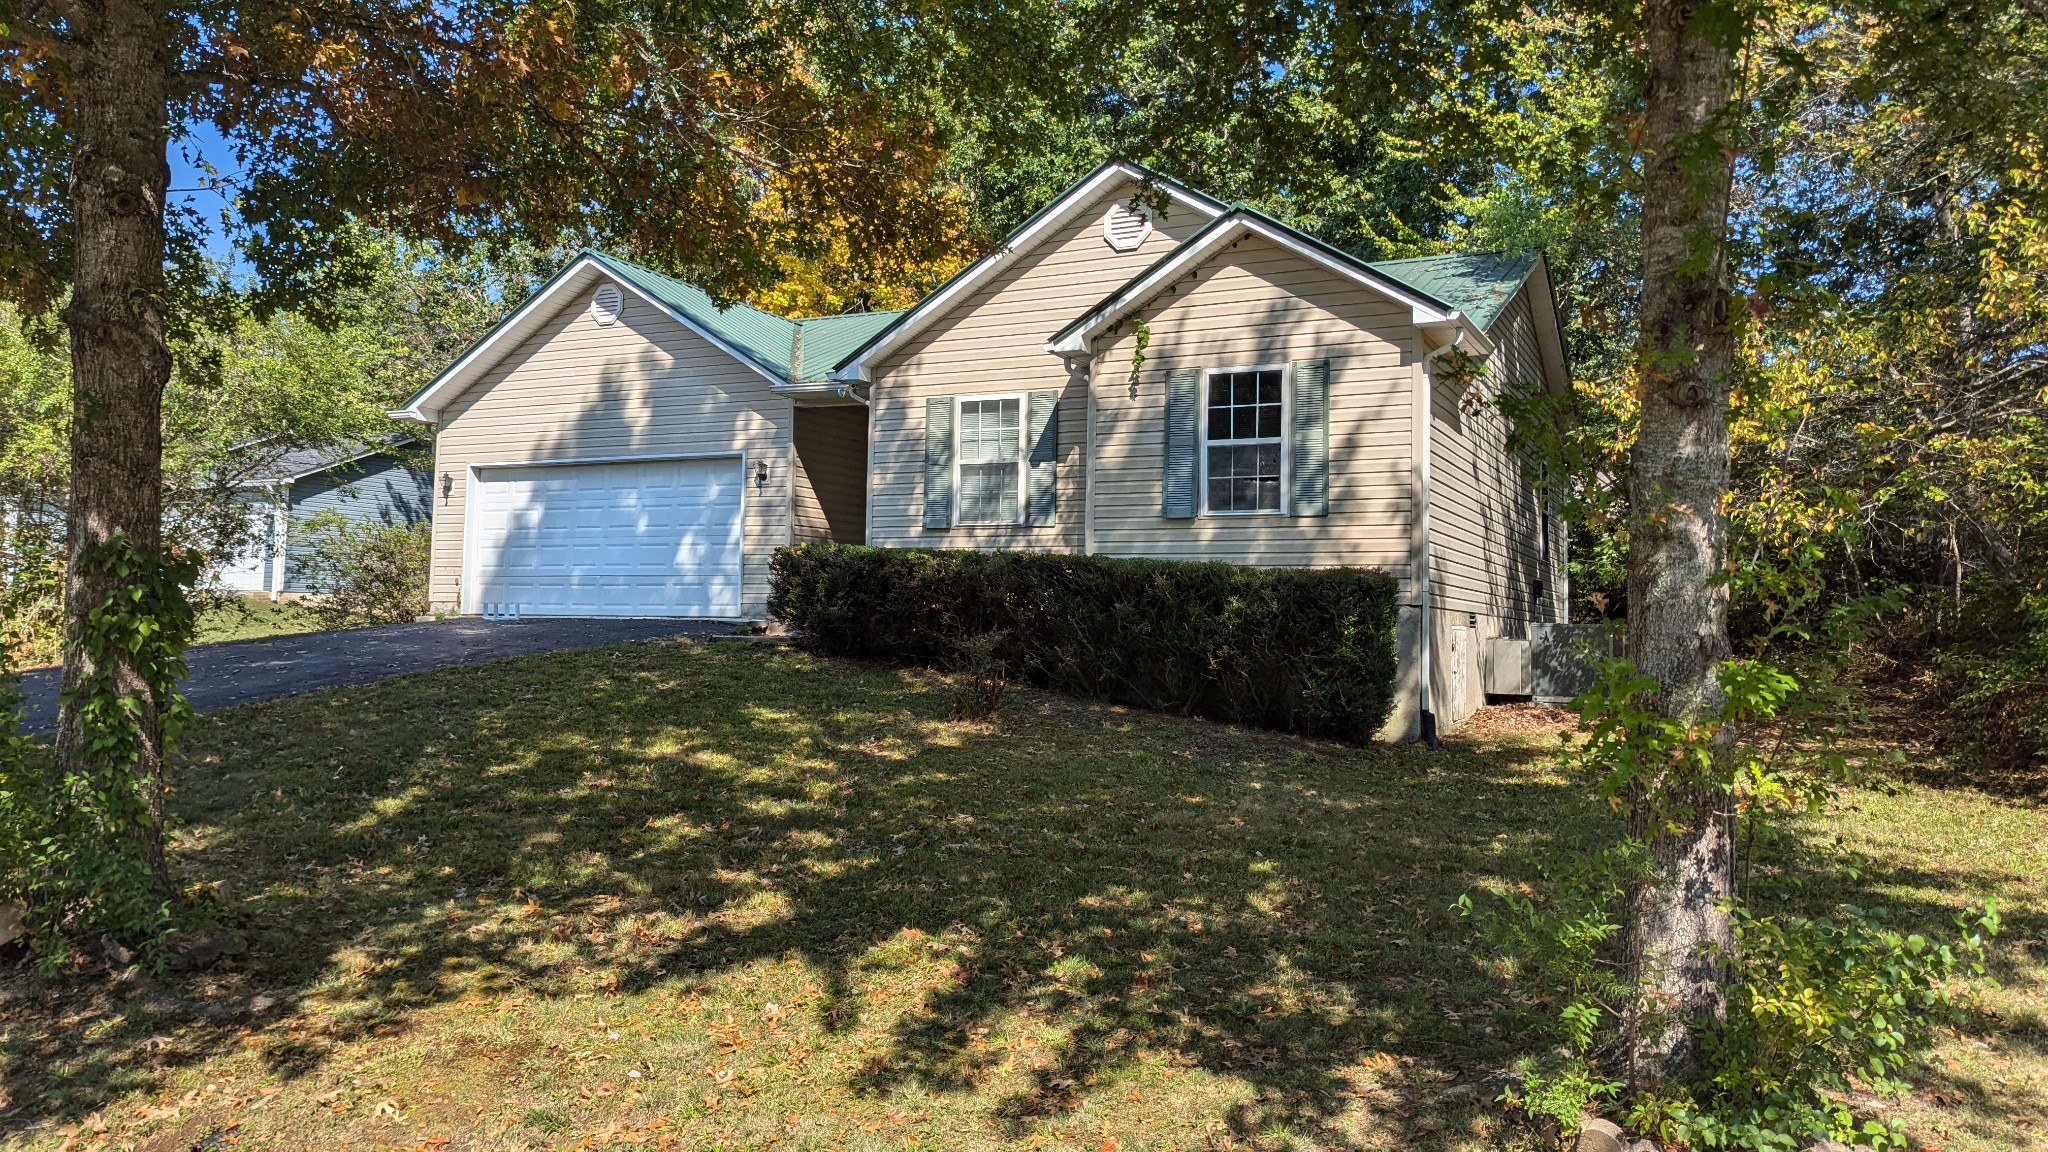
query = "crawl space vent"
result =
(1102, 201, 1153, 252)
(590, 283, 623, 325)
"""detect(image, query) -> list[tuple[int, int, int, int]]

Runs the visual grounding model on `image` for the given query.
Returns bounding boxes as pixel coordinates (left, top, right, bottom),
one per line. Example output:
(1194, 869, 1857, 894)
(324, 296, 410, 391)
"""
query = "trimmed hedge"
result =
(769, 543, 1400, 742)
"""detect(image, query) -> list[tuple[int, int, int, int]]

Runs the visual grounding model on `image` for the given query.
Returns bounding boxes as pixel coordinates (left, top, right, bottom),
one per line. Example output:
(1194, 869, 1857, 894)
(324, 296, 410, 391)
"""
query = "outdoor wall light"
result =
(440, 473, 453, 502)
(755, 460, 769, 489)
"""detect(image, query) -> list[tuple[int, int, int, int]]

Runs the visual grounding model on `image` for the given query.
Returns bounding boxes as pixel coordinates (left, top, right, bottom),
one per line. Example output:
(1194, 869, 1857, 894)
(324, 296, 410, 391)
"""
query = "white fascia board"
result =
(830, 163, 1228, 384)
(393, 254, 788, 423)
(1521, 255, 1573, 396)
(1045, 213, 1473, 357)
(1418, 315, 1497, 359)
(773, 380, 870, 406)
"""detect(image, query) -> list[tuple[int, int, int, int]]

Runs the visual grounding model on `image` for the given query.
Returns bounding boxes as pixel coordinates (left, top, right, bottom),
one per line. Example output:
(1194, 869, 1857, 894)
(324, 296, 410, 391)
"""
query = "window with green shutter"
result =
(1162, 367, 1201, 518)
(923, 397, 954, 530)
(1025, 390, 1059, 526)
(1289, 358, 1330, 516)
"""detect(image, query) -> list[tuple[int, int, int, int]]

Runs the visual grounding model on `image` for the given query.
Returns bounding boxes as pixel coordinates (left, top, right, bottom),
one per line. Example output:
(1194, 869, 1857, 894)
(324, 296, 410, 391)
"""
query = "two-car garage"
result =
(466, 456, 745, 618)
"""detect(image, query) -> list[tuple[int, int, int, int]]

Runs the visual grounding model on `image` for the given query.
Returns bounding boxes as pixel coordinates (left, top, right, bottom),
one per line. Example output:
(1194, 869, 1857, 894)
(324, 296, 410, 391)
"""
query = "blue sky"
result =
(169, 119, 244, 265)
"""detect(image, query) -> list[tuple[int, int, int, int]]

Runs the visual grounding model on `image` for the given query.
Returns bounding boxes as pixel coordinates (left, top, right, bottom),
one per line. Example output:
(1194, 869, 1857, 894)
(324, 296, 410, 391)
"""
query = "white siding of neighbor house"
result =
(1087, 233, 1415, 582)
(866, 179, 1211, 552)
(427, 288, 792, 616)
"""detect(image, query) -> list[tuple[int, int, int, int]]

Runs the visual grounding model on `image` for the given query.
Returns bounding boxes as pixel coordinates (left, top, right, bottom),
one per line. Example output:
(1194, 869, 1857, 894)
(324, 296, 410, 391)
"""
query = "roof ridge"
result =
(592, 250, 799, 330)
(1366, 248, 1519, 266)
(791, 307, 910, 324)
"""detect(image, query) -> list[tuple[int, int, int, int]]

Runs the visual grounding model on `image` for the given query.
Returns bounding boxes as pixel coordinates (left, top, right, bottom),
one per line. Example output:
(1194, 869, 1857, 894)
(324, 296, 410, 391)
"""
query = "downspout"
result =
(1081, 354, 1097, 556)
(1416, 329, 1466, 749)
(270, 480, 289, 601)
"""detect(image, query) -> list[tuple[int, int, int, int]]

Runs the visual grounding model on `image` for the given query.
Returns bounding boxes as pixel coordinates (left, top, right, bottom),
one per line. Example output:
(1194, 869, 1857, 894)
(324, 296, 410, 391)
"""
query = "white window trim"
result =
(953, 392, 1029, 527)
(1199, 364, 1291, 517)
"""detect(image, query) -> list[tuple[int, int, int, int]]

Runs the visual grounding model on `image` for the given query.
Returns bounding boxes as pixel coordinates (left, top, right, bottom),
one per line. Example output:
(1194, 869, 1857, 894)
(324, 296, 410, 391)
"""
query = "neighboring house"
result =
(212, 441, 434, 596)
(395, 161, 1572, 739)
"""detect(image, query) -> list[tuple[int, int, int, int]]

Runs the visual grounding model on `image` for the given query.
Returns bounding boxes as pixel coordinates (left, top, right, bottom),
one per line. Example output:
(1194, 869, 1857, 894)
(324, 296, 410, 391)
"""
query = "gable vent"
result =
(590, 282, 623, 325)
(1102, 201, 1154, 252)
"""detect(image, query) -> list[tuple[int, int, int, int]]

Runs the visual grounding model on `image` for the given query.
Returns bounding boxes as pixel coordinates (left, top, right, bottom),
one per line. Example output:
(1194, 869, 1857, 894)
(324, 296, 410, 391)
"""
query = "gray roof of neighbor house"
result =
(236, 436, 419, 484)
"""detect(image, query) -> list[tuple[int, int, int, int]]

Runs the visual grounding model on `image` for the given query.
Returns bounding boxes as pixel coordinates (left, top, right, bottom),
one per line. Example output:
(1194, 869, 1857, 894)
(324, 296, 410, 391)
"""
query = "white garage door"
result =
(469, 457, 744, 617)
(212, 503, 278, 592)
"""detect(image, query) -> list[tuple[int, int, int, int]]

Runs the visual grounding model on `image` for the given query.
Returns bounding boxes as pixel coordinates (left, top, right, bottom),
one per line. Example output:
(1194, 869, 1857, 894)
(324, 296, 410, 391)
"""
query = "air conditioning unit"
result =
(1484, 638, 1532, 696)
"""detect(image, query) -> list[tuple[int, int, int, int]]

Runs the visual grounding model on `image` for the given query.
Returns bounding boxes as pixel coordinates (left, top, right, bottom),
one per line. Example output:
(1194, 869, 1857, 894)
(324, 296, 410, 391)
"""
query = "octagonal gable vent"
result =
(1102, 201, 1154, 252)
(590, 282, 623, 325)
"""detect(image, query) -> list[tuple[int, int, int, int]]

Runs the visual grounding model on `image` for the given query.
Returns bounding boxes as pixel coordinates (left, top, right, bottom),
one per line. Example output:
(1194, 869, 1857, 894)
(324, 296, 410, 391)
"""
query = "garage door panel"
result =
(470, 457, 744, 617)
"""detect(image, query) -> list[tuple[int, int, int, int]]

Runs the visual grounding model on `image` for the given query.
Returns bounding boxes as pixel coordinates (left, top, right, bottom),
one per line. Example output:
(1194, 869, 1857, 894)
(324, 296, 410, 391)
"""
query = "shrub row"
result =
(769, 543, 1400, 742)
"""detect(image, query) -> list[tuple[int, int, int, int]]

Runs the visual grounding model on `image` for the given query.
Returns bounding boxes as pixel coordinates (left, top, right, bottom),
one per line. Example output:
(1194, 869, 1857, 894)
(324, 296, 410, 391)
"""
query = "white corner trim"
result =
(830, 163, 1228, 384)
(394, 254, 788, 423)
(1043, 213, 1482, 359)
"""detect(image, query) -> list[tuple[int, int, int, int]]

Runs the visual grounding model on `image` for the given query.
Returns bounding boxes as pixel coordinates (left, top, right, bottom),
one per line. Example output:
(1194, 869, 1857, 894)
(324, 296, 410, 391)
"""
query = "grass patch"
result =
(191, 597, 325, 645)
(1, 642, 2040, 1149)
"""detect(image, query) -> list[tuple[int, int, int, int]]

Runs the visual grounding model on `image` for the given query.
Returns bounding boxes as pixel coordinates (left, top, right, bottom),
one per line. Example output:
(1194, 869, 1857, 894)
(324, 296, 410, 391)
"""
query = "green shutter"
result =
(923, 396, 953, 530)
(1289, 358, 1330, 516)
(1162, 367, 1200, 518)
(1025, 390, 1059, 526)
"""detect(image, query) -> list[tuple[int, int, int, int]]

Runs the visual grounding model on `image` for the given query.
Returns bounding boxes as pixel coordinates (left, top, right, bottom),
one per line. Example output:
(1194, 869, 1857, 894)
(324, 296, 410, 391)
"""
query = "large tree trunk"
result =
(1624, 0, 1742, 1086)
(56, 0, 176, 901)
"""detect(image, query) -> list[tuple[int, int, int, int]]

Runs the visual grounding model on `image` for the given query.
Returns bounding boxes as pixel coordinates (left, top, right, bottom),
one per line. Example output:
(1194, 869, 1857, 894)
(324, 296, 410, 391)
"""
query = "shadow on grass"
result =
(4, 639, 2037, 1147)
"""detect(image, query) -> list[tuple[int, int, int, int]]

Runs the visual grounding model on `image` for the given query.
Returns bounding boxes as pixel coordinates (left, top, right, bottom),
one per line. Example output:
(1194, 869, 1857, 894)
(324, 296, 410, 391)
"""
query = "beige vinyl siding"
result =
(428, 289, 792, 616)
(792, 404, 867, 544)
(1424, 289, 1563, 627)
(1087, 234, 1414, 580)
(866, 181, 1209, 552)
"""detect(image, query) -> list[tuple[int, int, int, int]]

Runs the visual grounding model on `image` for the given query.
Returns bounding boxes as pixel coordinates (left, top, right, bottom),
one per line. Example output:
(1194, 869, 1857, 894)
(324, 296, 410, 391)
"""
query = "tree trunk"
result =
(1624, 0, 1742, 1086)
(56, 0, 176, 901)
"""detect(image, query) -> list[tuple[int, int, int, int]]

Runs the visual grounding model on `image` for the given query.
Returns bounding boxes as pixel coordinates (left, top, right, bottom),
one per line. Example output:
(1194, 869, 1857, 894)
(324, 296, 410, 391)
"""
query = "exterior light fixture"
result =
(440, 473, 453, 502)
(755, 460, 769, 489)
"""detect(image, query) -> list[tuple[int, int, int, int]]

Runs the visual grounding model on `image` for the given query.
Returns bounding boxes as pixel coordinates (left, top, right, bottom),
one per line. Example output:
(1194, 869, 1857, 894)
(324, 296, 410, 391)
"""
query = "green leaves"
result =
(1646, 900, 2000, 1149)
(0, 533, 203, 962)
(290, 512, 430, 627)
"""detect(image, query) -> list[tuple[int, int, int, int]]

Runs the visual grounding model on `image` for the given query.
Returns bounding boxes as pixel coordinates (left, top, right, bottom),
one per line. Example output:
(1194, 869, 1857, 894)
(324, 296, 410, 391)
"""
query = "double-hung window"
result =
(956, 396, 1023, 524)
(1204, 368, 1285, 514)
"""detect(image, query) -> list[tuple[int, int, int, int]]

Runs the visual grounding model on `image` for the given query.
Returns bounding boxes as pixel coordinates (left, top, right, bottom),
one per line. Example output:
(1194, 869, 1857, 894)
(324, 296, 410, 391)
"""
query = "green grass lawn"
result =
(3, 640, 2042, 1150)
(190, 597, 327, 645)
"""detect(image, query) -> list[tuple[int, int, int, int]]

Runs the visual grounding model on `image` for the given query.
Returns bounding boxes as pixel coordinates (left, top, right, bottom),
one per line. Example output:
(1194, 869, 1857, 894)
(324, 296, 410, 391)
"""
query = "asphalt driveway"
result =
(15, 616, 731, 734)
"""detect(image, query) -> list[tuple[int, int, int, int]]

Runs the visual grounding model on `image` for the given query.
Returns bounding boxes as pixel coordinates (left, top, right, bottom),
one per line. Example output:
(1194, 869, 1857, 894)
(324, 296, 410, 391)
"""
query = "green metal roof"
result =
(788, 311, 901, 382)
(404, 198, 1534, 417)
(1364, 251, 1538, 331)
(585, 250, 905, 385)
